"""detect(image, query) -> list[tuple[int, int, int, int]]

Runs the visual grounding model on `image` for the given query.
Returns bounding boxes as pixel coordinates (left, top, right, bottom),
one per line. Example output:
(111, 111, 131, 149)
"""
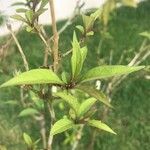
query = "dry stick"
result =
(35, 26, 52, 67)
(58, 13, 74, 35)
(7, 24, 30, 111)
(62, 49, 72, 57)
(7, 24, 29, 71)
(49, 0, 59, 73)
(109, 49, 113, 65)
(39, 32, 51, 67)
(20, 87, 26, 107)
(47, 0, 59, 150)
(0, 36, 13, 61)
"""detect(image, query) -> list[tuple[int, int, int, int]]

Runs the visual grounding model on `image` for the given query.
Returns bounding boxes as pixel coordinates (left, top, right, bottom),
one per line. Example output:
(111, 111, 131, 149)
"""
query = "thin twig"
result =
(34, 114, 47, 149)
(20, 86, 26, 107)
(71, 125, 84, 150)
(47, 100, 56, 150)
(0, 36, 13, 61)
(58, 0, 84, 35)
(7, 24, 29, 71)
(62, 49, 72, 57)
(109, 49, 113, 65)
(35, 27, 52, 66)
(112, 45, 150, 90)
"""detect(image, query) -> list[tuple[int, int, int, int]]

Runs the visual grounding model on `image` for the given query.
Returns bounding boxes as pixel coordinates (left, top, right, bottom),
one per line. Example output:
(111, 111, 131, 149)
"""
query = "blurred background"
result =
(0, 0, 150, 150)
(0, 0, 105, 35)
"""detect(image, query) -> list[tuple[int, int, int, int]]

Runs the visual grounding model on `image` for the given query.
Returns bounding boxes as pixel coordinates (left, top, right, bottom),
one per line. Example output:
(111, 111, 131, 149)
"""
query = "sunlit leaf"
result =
(0, 69, 64, 88)
(25, 10, 34, 23)
(90, 9, 102, 20)
(81, 65, 145, 82)
(86, 31, 94, 36)
(71, 32, 86, 79)
(82, 14, 94, 32)
(61, 71, 68, 84)
(54, 92, 80, 114)
(88, 119, 116, 134)
(139, 31, 150, 40)
(122, 0, 137, 7)
(80, 46, 87, 66)
(26, 26, 34, 32)
(77, 98, 97, 118)
(71, 32, 81, 78)
(23, 132, 33, 146)
(76, 25, 84, 34)
(50, 118, 74, 136)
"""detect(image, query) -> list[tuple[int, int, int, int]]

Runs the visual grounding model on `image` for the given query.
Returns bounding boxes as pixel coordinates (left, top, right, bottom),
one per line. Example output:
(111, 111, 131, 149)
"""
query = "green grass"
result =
(0, 0, 150, 149)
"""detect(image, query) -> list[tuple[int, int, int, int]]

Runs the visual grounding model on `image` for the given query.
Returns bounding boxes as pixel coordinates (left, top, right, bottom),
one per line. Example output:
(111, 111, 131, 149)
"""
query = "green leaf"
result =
(54, 92, 80, 114)
(81, 65, 145, 82)
(139, 31, 150, 40)
(71, 32, 87, 79)
(3, 100, 18, 105)
(0, 69, 64, 88)
(26, 26, 34, 32)
(71, 32, 82, 79)
(90, 9, 102, 20)
(69, 109, 76, 120)
(88, 119, 116, 135)
(16, 8, 28, 13)
(25, 10, 34, 23)
(34, 138, 41, 145)
(76, 85, 112, 108)
(80, 46, 87, 66)
(77, 98, 97, 118)
(34, 8, 47, 20)
(61, 71, 68, 84)
(86, 31, 94, 36)
(50, 118, 74, 136)
(11, 14, 27, 23)
(23, 132, 33, 146)
(40, 0, 49, 9)
(82, 14, 94, 32)
(18, 108, 40, 117)
(11, 2, 26, 6)
(76, 25, 84, 34)
(122, 0, 137, 7)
